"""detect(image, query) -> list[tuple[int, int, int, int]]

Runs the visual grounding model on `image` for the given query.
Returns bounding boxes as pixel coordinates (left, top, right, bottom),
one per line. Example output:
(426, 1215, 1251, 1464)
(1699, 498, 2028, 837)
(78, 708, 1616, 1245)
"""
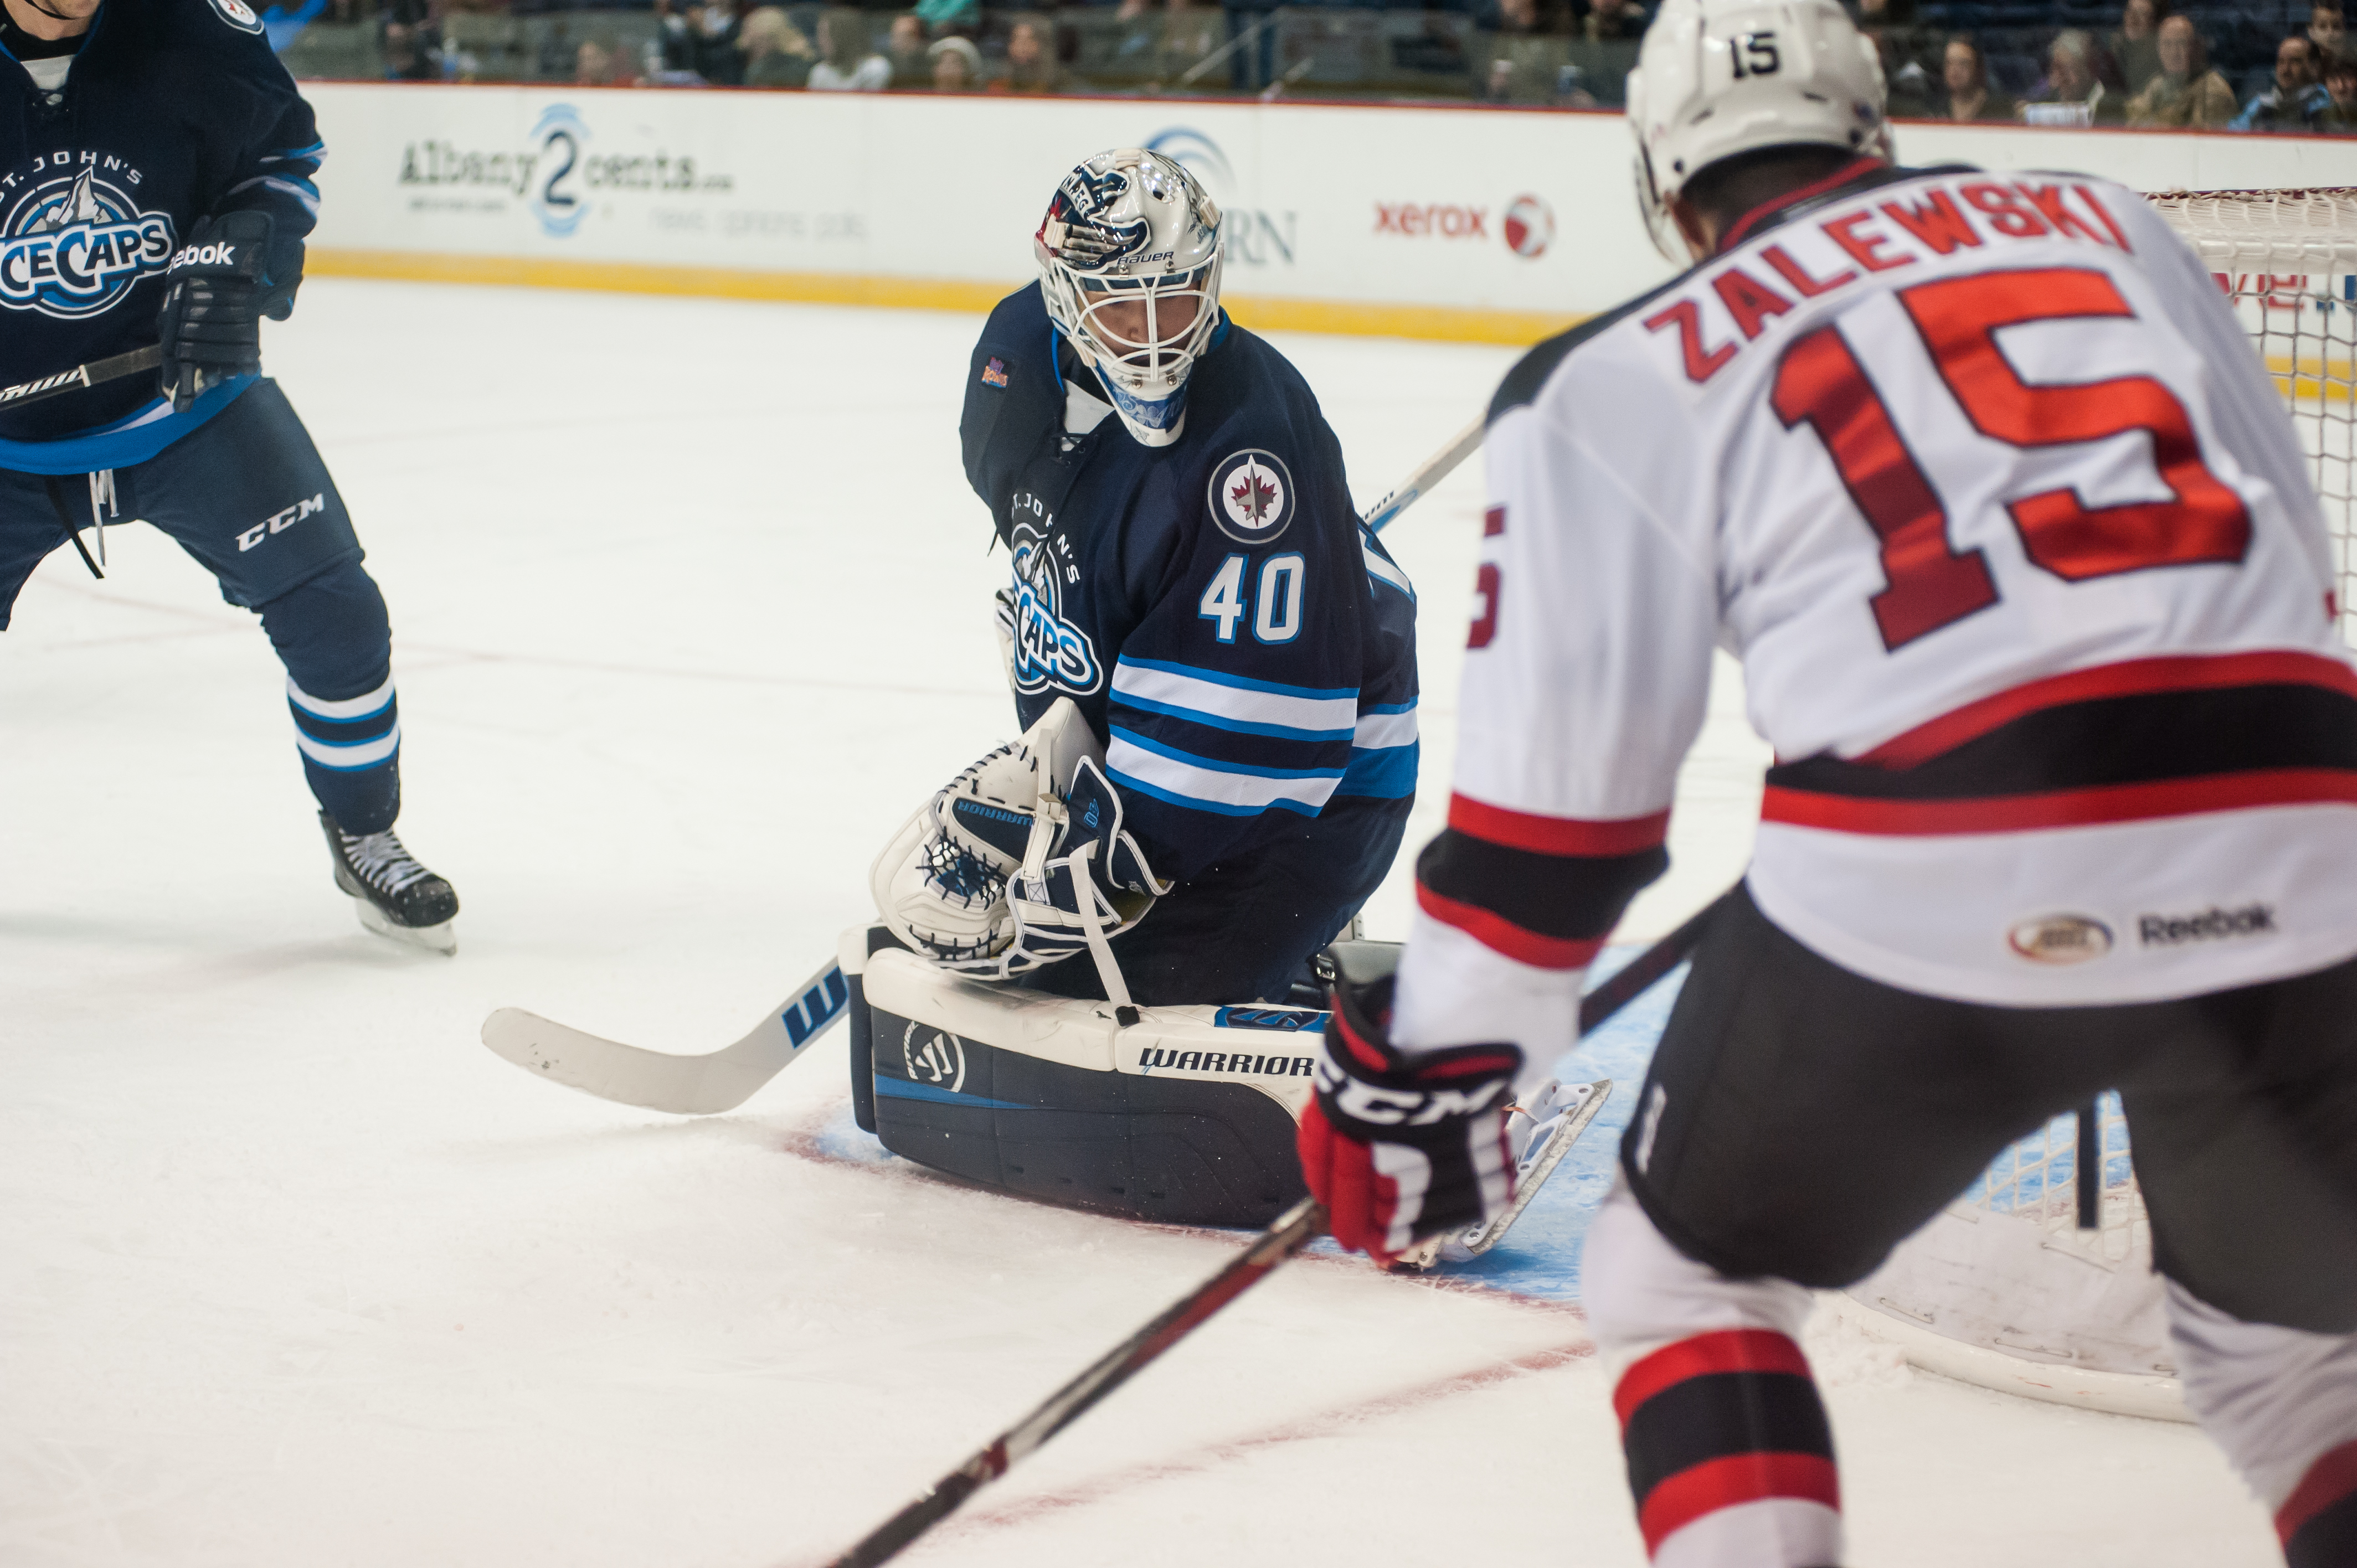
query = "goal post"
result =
(1831, 188, 2357, 1421)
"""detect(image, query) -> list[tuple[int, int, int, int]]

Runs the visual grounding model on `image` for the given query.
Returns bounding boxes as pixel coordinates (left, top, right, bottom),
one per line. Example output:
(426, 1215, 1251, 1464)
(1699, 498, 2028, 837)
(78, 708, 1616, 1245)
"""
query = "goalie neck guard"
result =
(1035, 148, 1224, 448)
(1627, 0, 1890, 261)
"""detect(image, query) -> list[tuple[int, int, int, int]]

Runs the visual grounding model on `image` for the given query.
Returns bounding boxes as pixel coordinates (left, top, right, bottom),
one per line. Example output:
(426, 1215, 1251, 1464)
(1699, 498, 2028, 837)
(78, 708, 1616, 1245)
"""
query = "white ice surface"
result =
(0, 281, 2273, 1565)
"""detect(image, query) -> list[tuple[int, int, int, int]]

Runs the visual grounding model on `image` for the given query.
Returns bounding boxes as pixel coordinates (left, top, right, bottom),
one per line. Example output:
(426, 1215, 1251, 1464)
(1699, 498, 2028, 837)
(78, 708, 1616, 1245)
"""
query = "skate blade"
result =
(352, 895, 457, 955)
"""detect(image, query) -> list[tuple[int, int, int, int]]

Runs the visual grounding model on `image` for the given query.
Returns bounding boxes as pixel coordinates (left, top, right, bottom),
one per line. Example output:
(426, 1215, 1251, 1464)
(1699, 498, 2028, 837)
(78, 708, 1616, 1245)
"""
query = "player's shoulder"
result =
(977, 281, 1051, 352)
(102, 0, 290, 80)
(1487, 274, 1690, 428)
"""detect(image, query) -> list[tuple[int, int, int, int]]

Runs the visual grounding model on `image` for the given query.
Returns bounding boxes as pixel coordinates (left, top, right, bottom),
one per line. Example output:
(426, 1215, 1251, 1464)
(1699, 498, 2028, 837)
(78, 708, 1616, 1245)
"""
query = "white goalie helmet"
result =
(1035, 148, 1224, 448)
(1627, 0, 1891, 261)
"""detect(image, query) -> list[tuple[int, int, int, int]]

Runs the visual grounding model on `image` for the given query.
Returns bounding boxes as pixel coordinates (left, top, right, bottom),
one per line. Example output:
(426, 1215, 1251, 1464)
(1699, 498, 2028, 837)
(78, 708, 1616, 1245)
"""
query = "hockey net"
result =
(1832, 189, 2357, 1421)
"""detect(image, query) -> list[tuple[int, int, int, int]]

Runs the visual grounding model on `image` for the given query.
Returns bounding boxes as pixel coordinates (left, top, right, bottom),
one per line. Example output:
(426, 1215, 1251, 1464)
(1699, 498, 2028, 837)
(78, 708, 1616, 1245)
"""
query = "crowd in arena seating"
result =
(282, 0, 2357, 129)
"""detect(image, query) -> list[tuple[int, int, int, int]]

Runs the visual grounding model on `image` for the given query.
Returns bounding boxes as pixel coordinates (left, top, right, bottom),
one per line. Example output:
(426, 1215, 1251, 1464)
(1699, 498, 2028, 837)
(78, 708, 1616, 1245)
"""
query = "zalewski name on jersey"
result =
(1451, 163, 2356, 1009)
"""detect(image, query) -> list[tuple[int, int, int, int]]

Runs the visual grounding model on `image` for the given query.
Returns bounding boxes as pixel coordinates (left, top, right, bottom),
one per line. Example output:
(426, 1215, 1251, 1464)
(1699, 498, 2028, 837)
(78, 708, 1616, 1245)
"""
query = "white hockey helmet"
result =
(1627, 0, 1891, 261)
(1035, 148, 1224, 448)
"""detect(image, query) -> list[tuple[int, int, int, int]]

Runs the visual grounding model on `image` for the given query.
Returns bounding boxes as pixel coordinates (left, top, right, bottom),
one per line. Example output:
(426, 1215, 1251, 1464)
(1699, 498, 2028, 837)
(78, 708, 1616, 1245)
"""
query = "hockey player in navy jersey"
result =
(1, 0, 457, 950)
(873, 148, 1419, 1009)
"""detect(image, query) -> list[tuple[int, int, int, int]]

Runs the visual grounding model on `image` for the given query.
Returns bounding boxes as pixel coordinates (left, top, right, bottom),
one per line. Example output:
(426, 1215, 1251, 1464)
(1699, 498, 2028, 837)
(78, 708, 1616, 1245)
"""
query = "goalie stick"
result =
(0, 343, 162, 411)
(480, 958, 850, 1116)
(819, 886, 1729, 1567)
(477, 416, 1494, 1116)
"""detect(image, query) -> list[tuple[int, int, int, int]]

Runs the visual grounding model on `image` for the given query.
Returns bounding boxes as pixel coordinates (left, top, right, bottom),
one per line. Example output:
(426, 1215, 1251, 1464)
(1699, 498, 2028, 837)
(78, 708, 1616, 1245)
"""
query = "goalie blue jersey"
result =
(961, 283, 1417, 1003)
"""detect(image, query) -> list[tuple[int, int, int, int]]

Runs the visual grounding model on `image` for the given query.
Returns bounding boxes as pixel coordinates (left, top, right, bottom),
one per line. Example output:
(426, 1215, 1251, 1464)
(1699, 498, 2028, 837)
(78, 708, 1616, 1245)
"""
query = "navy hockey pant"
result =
(0, 381, 404, 834)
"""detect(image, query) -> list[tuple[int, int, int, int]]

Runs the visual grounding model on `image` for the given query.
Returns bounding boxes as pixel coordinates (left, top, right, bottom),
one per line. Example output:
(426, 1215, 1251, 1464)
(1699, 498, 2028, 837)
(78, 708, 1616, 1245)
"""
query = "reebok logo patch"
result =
(2137, 903, 2277, 947)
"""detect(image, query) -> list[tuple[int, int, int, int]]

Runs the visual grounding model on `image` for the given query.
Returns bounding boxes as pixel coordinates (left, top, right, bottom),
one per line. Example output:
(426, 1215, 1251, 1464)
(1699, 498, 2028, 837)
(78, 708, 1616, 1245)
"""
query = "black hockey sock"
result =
(1614, 1328, 1840, 1562)
(2281, 1441, 2357, 1567)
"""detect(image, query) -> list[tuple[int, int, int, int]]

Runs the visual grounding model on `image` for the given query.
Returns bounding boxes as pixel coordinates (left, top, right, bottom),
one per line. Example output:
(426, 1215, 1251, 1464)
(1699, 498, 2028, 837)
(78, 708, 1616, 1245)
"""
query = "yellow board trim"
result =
(306, 247, 1585, 347)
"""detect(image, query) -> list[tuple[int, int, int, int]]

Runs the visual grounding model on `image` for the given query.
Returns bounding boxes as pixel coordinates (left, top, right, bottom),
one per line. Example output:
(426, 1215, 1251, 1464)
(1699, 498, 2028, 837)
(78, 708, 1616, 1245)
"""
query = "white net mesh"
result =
(1845, 190, 2357, 1414)
(2153, 188, 2357, 641)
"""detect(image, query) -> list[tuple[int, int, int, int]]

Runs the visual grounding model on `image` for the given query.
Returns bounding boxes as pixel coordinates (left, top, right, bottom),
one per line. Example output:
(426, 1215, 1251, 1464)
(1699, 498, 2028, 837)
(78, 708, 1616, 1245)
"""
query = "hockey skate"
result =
(1393, 1078, 1613, 1270)
(319, 810, 459, 955)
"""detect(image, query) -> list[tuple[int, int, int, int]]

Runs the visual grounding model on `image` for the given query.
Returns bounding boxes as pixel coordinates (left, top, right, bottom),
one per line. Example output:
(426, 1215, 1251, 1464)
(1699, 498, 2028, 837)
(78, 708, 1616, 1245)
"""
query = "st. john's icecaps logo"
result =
(1, 164, 178, 321)
(1208, 448, 1294, 545)
(1008, 519, 1104, 697)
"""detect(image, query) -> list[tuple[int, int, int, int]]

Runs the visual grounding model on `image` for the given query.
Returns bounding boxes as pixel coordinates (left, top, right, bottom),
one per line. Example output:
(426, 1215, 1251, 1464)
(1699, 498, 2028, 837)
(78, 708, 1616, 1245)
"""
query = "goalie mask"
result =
(1626, 0, 1891, 261)
(1035, 148, 1224, 448)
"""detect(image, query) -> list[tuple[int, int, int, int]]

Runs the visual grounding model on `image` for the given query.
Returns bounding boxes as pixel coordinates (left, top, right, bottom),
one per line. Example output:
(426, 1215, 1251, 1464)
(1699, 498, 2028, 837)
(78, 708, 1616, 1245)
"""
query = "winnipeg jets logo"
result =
(207, 0, 266, 32)
(1, 164, 177, 321)
(1208, 448, 1295, 545)
(1007, 518, 1104, 697)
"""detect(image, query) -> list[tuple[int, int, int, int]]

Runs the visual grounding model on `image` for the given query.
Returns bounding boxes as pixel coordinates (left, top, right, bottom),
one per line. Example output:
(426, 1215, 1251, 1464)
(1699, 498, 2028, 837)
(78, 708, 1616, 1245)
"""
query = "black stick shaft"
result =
(821, 886, 1733, 1567)
(2076, 1102, 2101, 1230)
(0, 344, 163, 412)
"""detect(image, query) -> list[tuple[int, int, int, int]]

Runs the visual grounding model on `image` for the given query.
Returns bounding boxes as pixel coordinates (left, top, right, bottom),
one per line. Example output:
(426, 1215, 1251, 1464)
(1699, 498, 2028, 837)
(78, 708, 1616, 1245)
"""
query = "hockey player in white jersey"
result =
(1296, 1, 2357, 1561)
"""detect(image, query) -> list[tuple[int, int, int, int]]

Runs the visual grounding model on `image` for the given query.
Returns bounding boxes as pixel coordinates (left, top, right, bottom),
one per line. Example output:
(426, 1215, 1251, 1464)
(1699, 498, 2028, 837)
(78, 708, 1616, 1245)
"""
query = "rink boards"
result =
(300, 81, 2357, 343)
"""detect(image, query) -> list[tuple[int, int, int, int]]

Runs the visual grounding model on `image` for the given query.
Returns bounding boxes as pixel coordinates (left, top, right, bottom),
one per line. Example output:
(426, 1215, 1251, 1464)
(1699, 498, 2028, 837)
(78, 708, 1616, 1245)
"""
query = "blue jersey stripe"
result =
(1110, 725, 1349, 782)
(1336, 741, 1419, 800)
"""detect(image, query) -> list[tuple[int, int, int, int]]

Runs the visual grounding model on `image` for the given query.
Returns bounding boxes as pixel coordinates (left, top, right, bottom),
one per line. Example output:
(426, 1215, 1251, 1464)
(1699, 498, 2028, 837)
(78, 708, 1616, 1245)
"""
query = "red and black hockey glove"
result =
(1298, 947, 1523, 1266)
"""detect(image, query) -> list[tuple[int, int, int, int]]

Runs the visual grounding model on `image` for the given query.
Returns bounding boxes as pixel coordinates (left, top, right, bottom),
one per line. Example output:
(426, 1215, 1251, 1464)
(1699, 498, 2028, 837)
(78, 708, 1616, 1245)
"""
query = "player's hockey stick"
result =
(823, 1195, 1325, 1567)
(0, 343, 162, 411)
(1361, 412, 1484, 534)
(819, 890, 1727, 1566)
(479, 958, 850, 1116)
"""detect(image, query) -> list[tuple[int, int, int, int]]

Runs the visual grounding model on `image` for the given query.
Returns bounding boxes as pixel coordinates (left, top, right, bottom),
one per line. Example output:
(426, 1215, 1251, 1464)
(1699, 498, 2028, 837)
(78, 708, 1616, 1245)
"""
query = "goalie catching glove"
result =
(874, 698, 1171, 982)
(1299, 945, 1524, 1266)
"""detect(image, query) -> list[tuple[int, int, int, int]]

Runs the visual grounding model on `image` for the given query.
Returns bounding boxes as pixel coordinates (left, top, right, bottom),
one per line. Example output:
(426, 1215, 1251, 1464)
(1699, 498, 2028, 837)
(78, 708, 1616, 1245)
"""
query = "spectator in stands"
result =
(886, 14, 930, 83)
(1482, 0, 1572, 106)
(1857, 0, 1934, 115)
(2021, 29, 2121, 124)
(2313, 3, 2349, 65)
(810, 8, 892, 88)
(740, 7, 816, 86)
(575, 36, 619, 83)
(2324, 53, 2357, 126)
(927, 33, 980, 86)
(380, 18, 439, 79)
(2127, 14, 2236, 127)
(1938, 35, 2015, 120)
(2109, 0, 2163, 94)
(2232, 35, 2331, 130)
(997, 16, 1061, 92)
(1584, 0, 1647, 43)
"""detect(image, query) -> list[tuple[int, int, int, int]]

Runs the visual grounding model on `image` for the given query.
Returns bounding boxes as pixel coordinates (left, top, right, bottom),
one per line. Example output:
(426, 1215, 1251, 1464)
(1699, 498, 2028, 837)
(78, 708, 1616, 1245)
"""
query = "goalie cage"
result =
(1830, 188, 2357, 1423)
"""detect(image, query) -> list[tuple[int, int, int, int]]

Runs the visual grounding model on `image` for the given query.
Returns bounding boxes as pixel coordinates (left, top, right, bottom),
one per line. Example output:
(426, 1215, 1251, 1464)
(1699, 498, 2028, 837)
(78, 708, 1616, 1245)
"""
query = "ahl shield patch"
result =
(1208, 448, 1294, 545)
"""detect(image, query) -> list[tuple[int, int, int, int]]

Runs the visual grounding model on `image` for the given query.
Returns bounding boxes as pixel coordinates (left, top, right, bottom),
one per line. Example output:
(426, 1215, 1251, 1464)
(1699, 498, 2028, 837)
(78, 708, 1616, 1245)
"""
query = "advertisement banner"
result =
(305, 82, 2357, 341)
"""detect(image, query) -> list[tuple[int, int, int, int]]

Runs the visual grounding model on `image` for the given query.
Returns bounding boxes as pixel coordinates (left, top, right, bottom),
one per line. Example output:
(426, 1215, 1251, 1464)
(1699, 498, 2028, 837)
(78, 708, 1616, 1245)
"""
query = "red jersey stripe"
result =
(1613, 1329, 1814, 1427)
(2278, 1440, 2357, 1548)
(1414, 883, 1603, 971)
(1447, 794, 1671, 857)
(1638, 1453, 1842, 1554)
(1857, 651, 2357, 768)
(1762, 767, 2357, 836)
